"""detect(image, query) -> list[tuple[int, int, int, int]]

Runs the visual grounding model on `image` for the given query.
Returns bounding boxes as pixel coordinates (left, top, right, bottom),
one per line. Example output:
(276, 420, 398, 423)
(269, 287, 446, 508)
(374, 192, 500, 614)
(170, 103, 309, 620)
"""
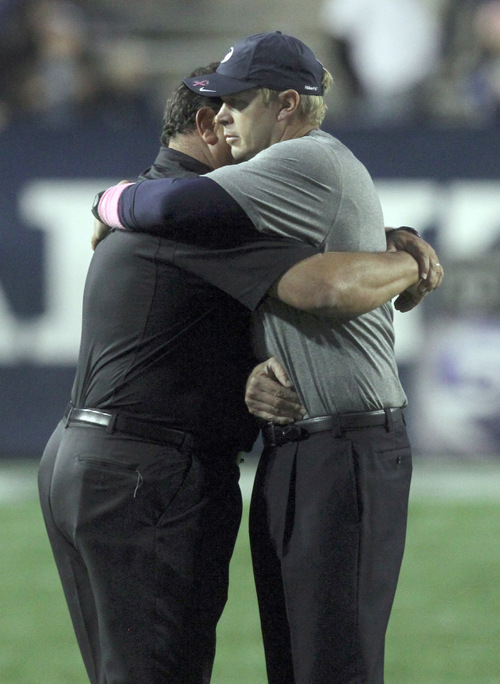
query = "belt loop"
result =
(106, 412, 118, 434)
(64, 403, 73, 428)
(384, 408, 394, 433)
(265, 422, 277, 447)
(181, 432, 194, 453)
(332, 418, 343, 438)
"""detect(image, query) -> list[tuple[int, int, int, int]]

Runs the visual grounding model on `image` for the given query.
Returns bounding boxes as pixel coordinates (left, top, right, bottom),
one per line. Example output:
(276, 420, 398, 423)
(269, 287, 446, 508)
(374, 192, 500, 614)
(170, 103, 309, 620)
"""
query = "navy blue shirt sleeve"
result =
(118, 177, 263, 247)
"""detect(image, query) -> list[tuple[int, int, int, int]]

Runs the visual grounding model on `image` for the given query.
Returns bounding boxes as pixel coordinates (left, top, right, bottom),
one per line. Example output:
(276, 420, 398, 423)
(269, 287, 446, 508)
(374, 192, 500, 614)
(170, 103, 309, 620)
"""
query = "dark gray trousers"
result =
(38, 420, 241, 684)
(250, 418, 412, 684)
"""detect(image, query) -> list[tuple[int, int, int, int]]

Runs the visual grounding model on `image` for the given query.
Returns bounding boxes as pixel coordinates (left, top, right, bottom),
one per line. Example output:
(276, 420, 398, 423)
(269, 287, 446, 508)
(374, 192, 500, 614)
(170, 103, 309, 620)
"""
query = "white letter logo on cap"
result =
(221, 47, 234, 63)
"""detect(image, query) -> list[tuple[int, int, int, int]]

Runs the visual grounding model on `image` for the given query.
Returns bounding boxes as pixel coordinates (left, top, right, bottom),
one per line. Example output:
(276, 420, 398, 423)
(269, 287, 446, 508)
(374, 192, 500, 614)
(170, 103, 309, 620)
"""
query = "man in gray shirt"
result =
(95, 31, 443, 684)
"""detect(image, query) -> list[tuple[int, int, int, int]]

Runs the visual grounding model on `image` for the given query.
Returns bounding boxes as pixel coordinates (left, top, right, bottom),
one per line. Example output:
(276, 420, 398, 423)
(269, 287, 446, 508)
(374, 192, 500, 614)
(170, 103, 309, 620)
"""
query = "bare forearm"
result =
(271, 251, 420, 320)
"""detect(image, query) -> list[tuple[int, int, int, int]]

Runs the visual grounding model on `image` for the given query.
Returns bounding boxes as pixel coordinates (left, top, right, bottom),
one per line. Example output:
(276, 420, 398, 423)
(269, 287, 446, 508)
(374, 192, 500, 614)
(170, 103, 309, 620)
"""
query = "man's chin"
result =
(230, 147, 245, 162)
(231, 148, 254, 163)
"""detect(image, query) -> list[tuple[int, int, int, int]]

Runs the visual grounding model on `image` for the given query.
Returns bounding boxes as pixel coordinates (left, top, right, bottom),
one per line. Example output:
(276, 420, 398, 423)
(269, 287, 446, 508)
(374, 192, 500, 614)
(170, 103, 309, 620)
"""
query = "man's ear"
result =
(277, 90, 301, 121)
(196, 107, 219, 145)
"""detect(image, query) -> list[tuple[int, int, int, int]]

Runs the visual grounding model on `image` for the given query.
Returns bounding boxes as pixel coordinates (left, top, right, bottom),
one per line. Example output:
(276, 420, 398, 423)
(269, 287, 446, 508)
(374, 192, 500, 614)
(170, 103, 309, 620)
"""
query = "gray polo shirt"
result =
(209, 129, 407, 415)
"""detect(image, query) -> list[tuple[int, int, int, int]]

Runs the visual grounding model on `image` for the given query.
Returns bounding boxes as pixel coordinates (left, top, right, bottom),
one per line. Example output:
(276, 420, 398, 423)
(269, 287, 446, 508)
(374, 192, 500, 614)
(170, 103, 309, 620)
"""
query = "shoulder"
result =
(252, 130, 363, 182)
(258, 129, 344, 163)
(211, 130, 351, 190)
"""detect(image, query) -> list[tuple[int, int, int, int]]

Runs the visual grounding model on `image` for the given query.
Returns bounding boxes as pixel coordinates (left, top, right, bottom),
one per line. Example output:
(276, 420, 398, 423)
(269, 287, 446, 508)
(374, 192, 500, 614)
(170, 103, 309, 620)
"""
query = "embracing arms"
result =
(92, 177, 443, 423)
(93, 178, 443, 319)
(269, 248, 433, 321)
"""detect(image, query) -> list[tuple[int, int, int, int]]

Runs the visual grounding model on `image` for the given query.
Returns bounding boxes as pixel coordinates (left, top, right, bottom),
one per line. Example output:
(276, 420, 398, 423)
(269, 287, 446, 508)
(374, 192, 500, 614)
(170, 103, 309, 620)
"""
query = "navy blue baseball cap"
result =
(183, 31, 325, 97)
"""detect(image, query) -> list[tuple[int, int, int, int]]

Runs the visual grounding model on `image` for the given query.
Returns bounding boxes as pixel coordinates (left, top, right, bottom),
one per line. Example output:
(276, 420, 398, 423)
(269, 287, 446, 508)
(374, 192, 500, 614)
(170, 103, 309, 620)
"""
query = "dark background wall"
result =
(1, 119, 499, 459)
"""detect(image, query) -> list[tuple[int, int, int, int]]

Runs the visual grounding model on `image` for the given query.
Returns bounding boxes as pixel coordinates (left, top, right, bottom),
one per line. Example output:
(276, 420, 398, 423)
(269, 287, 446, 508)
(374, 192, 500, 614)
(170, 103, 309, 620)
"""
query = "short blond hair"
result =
(260, 67, 333, 127)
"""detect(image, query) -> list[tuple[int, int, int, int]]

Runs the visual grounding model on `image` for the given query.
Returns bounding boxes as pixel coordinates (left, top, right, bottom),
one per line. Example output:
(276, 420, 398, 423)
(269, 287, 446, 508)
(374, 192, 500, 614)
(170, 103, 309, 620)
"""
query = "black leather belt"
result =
(261, 408, 404, 447)
(64, 403, 195, 449)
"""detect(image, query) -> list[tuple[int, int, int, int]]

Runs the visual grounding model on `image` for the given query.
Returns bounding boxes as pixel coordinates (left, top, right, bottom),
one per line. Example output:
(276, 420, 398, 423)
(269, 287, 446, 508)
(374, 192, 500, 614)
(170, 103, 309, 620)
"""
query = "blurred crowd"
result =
(1, 0, 500, 130)
(0, 0, 171, 130)
(320, 0, 500, 127)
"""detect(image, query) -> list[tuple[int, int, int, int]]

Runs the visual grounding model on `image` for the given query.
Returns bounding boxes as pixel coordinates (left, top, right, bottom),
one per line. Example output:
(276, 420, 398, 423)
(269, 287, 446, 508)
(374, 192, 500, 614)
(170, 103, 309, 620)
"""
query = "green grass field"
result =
(1, 459, 499, 683)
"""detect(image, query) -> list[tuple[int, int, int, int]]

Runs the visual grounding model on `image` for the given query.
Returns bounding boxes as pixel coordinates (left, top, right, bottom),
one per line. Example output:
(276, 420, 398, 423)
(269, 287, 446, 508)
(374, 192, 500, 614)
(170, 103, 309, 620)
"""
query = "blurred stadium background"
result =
(1, 0, 499, 681)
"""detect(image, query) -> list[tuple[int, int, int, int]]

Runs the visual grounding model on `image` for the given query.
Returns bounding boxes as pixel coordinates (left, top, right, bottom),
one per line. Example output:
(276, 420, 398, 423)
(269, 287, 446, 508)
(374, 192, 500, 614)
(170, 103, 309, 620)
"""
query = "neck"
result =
(169, 134, 213, 169)
(281, 120, 318, 143)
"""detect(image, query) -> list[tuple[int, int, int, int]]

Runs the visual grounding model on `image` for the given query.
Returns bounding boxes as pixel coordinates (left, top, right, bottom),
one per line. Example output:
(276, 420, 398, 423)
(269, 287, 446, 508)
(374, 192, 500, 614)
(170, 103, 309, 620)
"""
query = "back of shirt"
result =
(71, 229, 258, 448)
(70, 148, 258, 450)
(210, 129, 408, 416)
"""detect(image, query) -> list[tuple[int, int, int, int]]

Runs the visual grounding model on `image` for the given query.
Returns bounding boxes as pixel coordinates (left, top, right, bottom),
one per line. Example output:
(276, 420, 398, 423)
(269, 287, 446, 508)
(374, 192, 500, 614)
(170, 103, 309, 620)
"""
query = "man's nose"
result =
(215, 104, 232, 126)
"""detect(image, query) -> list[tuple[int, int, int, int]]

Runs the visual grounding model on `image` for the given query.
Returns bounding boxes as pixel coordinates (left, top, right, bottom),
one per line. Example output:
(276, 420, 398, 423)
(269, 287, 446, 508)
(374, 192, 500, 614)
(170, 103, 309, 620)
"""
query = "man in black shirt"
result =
(38, 65, 317, 684)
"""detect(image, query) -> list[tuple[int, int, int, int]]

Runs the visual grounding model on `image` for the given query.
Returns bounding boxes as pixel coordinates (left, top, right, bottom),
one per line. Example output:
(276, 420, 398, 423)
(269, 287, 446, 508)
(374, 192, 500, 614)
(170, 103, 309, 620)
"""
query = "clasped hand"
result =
(386, 228, 444, 312)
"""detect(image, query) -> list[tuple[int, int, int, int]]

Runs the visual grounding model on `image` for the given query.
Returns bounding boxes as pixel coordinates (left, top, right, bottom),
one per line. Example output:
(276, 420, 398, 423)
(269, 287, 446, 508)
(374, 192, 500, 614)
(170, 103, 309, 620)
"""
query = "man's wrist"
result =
(91, 190, 106, 220)
(91, 184, 133, 228)
(387, 226, 422, 238)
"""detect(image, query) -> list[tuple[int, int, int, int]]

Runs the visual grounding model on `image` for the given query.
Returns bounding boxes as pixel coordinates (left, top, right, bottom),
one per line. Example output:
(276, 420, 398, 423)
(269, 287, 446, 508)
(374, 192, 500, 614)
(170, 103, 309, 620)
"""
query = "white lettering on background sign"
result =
(0, 180, 115, 363)
(376, 180, 500, 361)
(0, 179, 499, 364)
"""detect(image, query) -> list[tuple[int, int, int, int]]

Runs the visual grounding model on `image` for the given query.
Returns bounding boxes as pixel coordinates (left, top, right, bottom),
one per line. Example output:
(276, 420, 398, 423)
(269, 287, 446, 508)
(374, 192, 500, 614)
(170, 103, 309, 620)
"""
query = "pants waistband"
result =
(261, 408, 404, 448)
(64, 403, 196, 450)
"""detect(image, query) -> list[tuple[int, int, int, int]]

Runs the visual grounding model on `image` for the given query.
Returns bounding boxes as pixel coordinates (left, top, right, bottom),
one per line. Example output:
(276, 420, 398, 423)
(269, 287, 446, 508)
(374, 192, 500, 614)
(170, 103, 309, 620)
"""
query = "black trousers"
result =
(38, 420, 242, 684)
(249, 418, 412, 684)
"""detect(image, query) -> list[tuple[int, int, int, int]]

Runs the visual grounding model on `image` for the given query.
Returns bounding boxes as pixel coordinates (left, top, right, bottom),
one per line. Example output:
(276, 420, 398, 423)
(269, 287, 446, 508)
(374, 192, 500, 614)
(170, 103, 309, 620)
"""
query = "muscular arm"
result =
(270, 250, 420, 321)
(97, 179, 442, 319)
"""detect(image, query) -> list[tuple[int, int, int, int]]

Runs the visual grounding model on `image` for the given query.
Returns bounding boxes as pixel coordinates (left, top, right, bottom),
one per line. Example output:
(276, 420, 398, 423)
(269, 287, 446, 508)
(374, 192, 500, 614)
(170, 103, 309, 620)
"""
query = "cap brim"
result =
(183, 72, 260, 97)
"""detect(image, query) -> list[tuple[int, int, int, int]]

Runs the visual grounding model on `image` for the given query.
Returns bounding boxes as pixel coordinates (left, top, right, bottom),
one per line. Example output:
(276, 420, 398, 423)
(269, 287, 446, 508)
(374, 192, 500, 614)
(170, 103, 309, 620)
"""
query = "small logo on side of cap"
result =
(304, 85, 319, 91)
(221, 46, 234, 63)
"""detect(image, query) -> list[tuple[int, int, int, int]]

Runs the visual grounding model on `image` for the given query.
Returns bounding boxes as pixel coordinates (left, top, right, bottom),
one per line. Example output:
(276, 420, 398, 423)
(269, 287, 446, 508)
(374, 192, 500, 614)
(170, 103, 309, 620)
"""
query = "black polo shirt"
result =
(70, 148, 315, 450)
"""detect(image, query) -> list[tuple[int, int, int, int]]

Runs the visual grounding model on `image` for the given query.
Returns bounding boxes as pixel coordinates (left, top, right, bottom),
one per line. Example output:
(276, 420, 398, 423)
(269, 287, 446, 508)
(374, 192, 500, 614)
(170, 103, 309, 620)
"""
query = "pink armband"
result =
(98, 183, 134, 228)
